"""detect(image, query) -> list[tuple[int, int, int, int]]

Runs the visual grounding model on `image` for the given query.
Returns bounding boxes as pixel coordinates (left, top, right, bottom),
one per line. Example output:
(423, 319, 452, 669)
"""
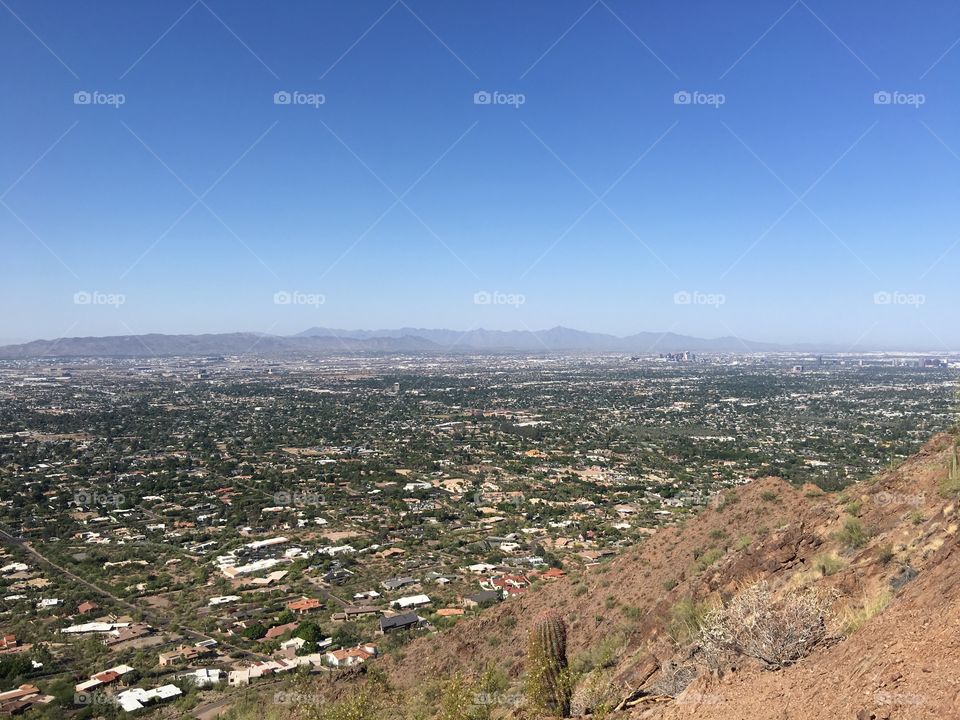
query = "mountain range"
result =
(0, 327, 806, 359)
(297, 326, 790, 352)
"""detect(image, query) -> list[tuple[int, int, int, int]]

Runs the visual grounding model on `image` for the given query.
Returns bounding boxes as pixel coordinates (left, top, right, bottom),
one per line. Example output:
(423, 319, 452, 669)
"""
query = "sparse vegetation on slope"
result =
(699, 580, 833, 670)
(255, 433, 960, 720)
(841, 590, 892, 636)
(835, 515, 869, 549)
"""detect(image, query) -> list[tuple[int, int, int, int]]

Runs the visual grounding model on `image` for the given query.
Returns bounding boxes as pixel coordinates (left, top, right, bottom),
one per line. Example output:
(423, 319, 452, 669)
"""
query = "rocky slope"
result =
(257, 432, 960, 720)
(372, 432, 960, 719)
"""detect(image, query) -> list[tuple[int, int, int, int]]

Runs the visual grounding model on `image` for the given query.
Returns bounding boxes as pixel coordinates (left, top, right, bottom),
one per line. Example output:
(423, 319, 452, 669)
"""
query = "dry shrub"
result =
(570, 668, 620, 717)
(645, 660, 698, 697)
(699, 580, 833, 670)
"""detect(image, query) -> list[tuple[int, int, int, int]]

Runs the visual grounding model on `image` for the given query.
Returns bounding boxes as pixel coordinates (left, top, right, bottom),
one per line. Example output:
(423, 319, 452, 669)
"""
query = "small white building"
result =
(116, 684, 182, 712)
(391, 594, 431, 609)
(179, 669, 221, 688)
(208, 595, 241, 606)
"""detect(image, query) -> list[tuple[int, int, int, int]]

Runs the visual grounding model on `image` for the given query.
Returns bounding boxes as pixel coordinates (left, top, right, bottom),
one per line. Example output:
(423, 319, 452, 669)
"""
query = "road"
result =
(0, 524, 270, 662)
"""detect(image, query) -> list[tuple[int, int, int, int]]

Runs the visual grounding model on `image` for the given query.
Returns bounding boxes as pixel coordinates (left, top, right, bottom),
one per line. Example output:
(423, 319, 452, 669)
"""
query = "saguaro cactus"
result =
(525, 611, 571, 717)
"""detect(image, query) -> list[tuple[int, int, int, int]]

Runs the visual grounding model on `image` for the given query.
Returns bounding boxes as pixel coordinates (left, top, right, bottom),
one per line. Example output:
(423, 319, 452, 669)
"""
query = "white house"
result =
(208, 595, 241, 606)
(391, 594, 431, 610)
(178, 669, 221, 688)
(116, 684, 182, 712)
(325, 644, 377, 667)
(62, 622, 129, 635)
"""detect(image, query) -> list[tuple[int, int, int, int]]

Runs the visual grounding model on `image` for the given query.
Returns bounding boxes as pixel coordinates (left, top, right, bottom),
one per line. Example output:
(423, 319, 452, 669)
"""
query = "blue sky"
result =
(2, 0, 959, 348)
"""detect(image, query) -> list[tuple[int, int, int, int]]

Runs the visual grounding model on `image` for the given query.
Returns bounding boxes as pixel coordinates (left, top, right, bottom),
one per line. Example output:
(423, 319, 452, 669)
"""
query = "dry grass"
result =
(841, 591, 892, 636)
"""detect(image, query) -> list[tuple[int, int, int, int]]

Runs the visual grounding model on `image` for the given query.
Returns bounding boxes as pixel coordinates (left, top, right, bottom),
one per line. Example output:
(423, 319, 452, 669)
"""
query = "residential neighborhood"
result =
(0, 353, 954, 715)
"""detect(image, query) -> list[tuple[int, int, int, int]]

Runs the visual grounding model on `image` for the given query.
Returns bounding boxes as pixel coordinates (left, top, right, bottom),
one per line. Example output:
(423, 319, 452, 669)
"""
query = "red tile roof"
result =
(263, 622, 298, 640)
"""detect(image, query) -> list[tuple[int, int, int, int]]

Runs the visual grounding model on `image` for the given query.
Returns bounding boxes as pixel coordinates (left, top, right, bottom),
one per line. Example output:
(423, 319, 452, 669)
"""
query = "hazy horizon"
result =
(4, 1, 959, 350)
(2, 323, 960, 354)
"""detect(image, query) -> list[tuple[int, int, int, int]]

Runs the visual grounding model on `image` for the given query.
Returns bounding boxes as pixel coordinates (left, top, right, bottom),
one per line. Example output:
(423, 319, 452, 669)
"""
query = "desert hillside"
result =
(237, 431, 960, 720)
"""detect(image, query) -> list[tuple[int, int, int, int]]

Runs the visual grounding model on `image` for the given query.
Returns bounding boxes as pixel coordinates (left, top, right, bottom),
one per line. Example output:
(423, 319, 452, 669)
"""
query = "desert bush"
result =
(668, 598, 711, 644)
(836, 516, 869, 550)
(477, 662, 508, 695)
(436, 673, 490, 720)
(812, 553, 845, 576)
(645, 660, 698, 697)
(307, 682, 392, 720)
(691, 547, 724, 574)
(716, 491, 740, 511)
(844, 498, 863, 517)
(699, 580, 832, 669)
(571, 630, 624, 674)
(570, 668, 619, 717)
